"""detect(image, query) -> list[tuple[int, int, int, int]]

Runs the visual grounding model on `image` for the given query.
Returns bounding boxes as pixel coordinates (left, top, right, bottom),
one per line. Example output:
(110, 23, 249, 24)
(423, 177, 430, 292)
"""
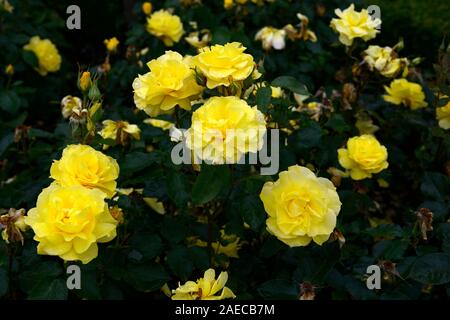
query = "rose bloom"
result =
(133, 51, 203, 117)
(146, 9, 184, 46)
(60, 95, 82, 119)
(99, 120, 141, 149)
(260, 165, 341, 247)
(142, 2, 152, 15)
(193, 42, 255, 89)
(330, 4, 381, 46)
(436, 100, 450, 130)
(185, 96, 266, 164)
(25, 185, 118, 264)
(23, 36, 61, 76)
(255, 26, 286, 50)
(171, 269, 235, 300)
(104, 37, 119, 53)
(383, 79, 427, 110)
(364, 45, 408, 78)
(50, 144, 119, 198)
(338, 134, 389, 180)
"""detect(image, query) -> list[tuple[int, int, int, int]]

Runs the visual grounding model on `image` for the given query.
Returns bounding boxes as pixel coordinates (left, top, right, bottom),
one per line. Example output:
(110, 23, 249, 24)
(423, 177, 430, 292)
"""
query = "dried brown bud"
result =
(329, 229, 346, 248)
(416, 208, 433, 241)
(342, 83, 357, 110)
(378, 260, 401, 282)
(316, 4, 326, 17)
(299, 282, 315, 300)
(14, 125, 31, 143)
(0, 208, 27, 244)
(110, 206, 124, 225)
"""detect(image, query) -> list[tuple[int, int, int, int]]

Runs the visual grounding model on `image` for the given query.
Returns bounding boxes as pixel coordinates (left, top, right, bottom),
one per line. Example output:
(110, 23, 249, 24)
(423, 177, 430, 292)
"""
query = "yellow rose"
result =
(99, 120, 141, 149)
(133, 51, 203, 117)
(364, 45, 408, 78)
(24, 185, 117, 264)
(383, 79, 427, 110)
(255, 27, 286, 50)
(23, 36, 61, 76)
(50, 144, 119, 198)
(142, 2, 152, 15)
(5, 64, 14, 75)
(436, 101, 450, 130)
(104, 37, 119, 53)
(146, 10, 184, 46)
(338, 134, 388, 180)
(185, 96, 266, 164)
(171, 269, 236, 300)
(224, 0, 234, 9)
(260, 165, 341, 247)
(330, 4, 381, 46)
(193, 42, 255, 89)
(79, 71, 91, 91)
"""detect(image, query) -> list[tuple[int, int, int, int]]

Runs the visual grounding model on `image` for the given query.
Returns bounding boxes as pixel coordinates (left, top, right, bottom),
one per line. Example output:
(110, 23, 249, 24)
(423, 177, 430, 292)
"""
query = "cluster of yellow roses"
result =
(329, 4, 445, 120)
(14, 2, 449, 301)
(25, 145, 120, 264)
(132, 41, 266, 164)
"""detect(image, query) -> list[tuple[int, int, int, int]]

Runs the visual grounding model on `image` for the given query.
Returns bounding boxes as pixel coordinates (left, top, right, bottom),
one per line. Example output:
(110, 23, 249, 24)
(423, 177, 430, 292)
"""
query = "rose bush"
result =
(0, 0, 449, 300)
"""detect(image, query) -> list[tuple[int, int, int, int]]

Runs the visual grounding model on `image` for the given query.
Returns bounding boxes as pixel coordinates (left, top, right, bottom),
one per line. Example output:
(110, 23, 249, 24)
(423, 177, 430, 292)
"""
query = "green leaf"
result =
(255, 86, 272, 112)
(409, 253, 450, 285)
(124, 264, 169, 292)
(120, 152, 159, 176)
(129, 233, 163, 260)
(373, 239, 409, 260)
(325, 114, 351, 133)
(289, 121, 322, 149)
(238, 194, 265, 231)
(271, 76, 309, 95)
(257, 279, 299, 300)
(76, 267, 102, 300)
(421, 172, 450, 201)
(192, 165, 230, 205)
(165, 170, 190, 207)
(22, 50, 39, 68)
(19, 261, 64, 294)
(366, 224, 404, 239)
(29, 278, 68, 300)
(0, 90, 21, 114)
(212, 26, 231, 44)
(161, 216, 188, 244)
(28, 128, 53, 139)
(167, 246, 194, 280)
(0, 132, 14, 157)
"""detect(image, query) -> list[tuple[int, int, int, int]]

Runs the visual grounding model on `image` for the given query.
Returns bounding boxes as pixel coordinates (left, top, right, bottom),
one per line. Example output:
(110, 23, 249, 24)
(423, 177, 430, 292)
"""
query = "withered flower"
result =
(0, 208, 28, 244)
(416, 208, 433, 241)
(299, 282, 316, 300)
